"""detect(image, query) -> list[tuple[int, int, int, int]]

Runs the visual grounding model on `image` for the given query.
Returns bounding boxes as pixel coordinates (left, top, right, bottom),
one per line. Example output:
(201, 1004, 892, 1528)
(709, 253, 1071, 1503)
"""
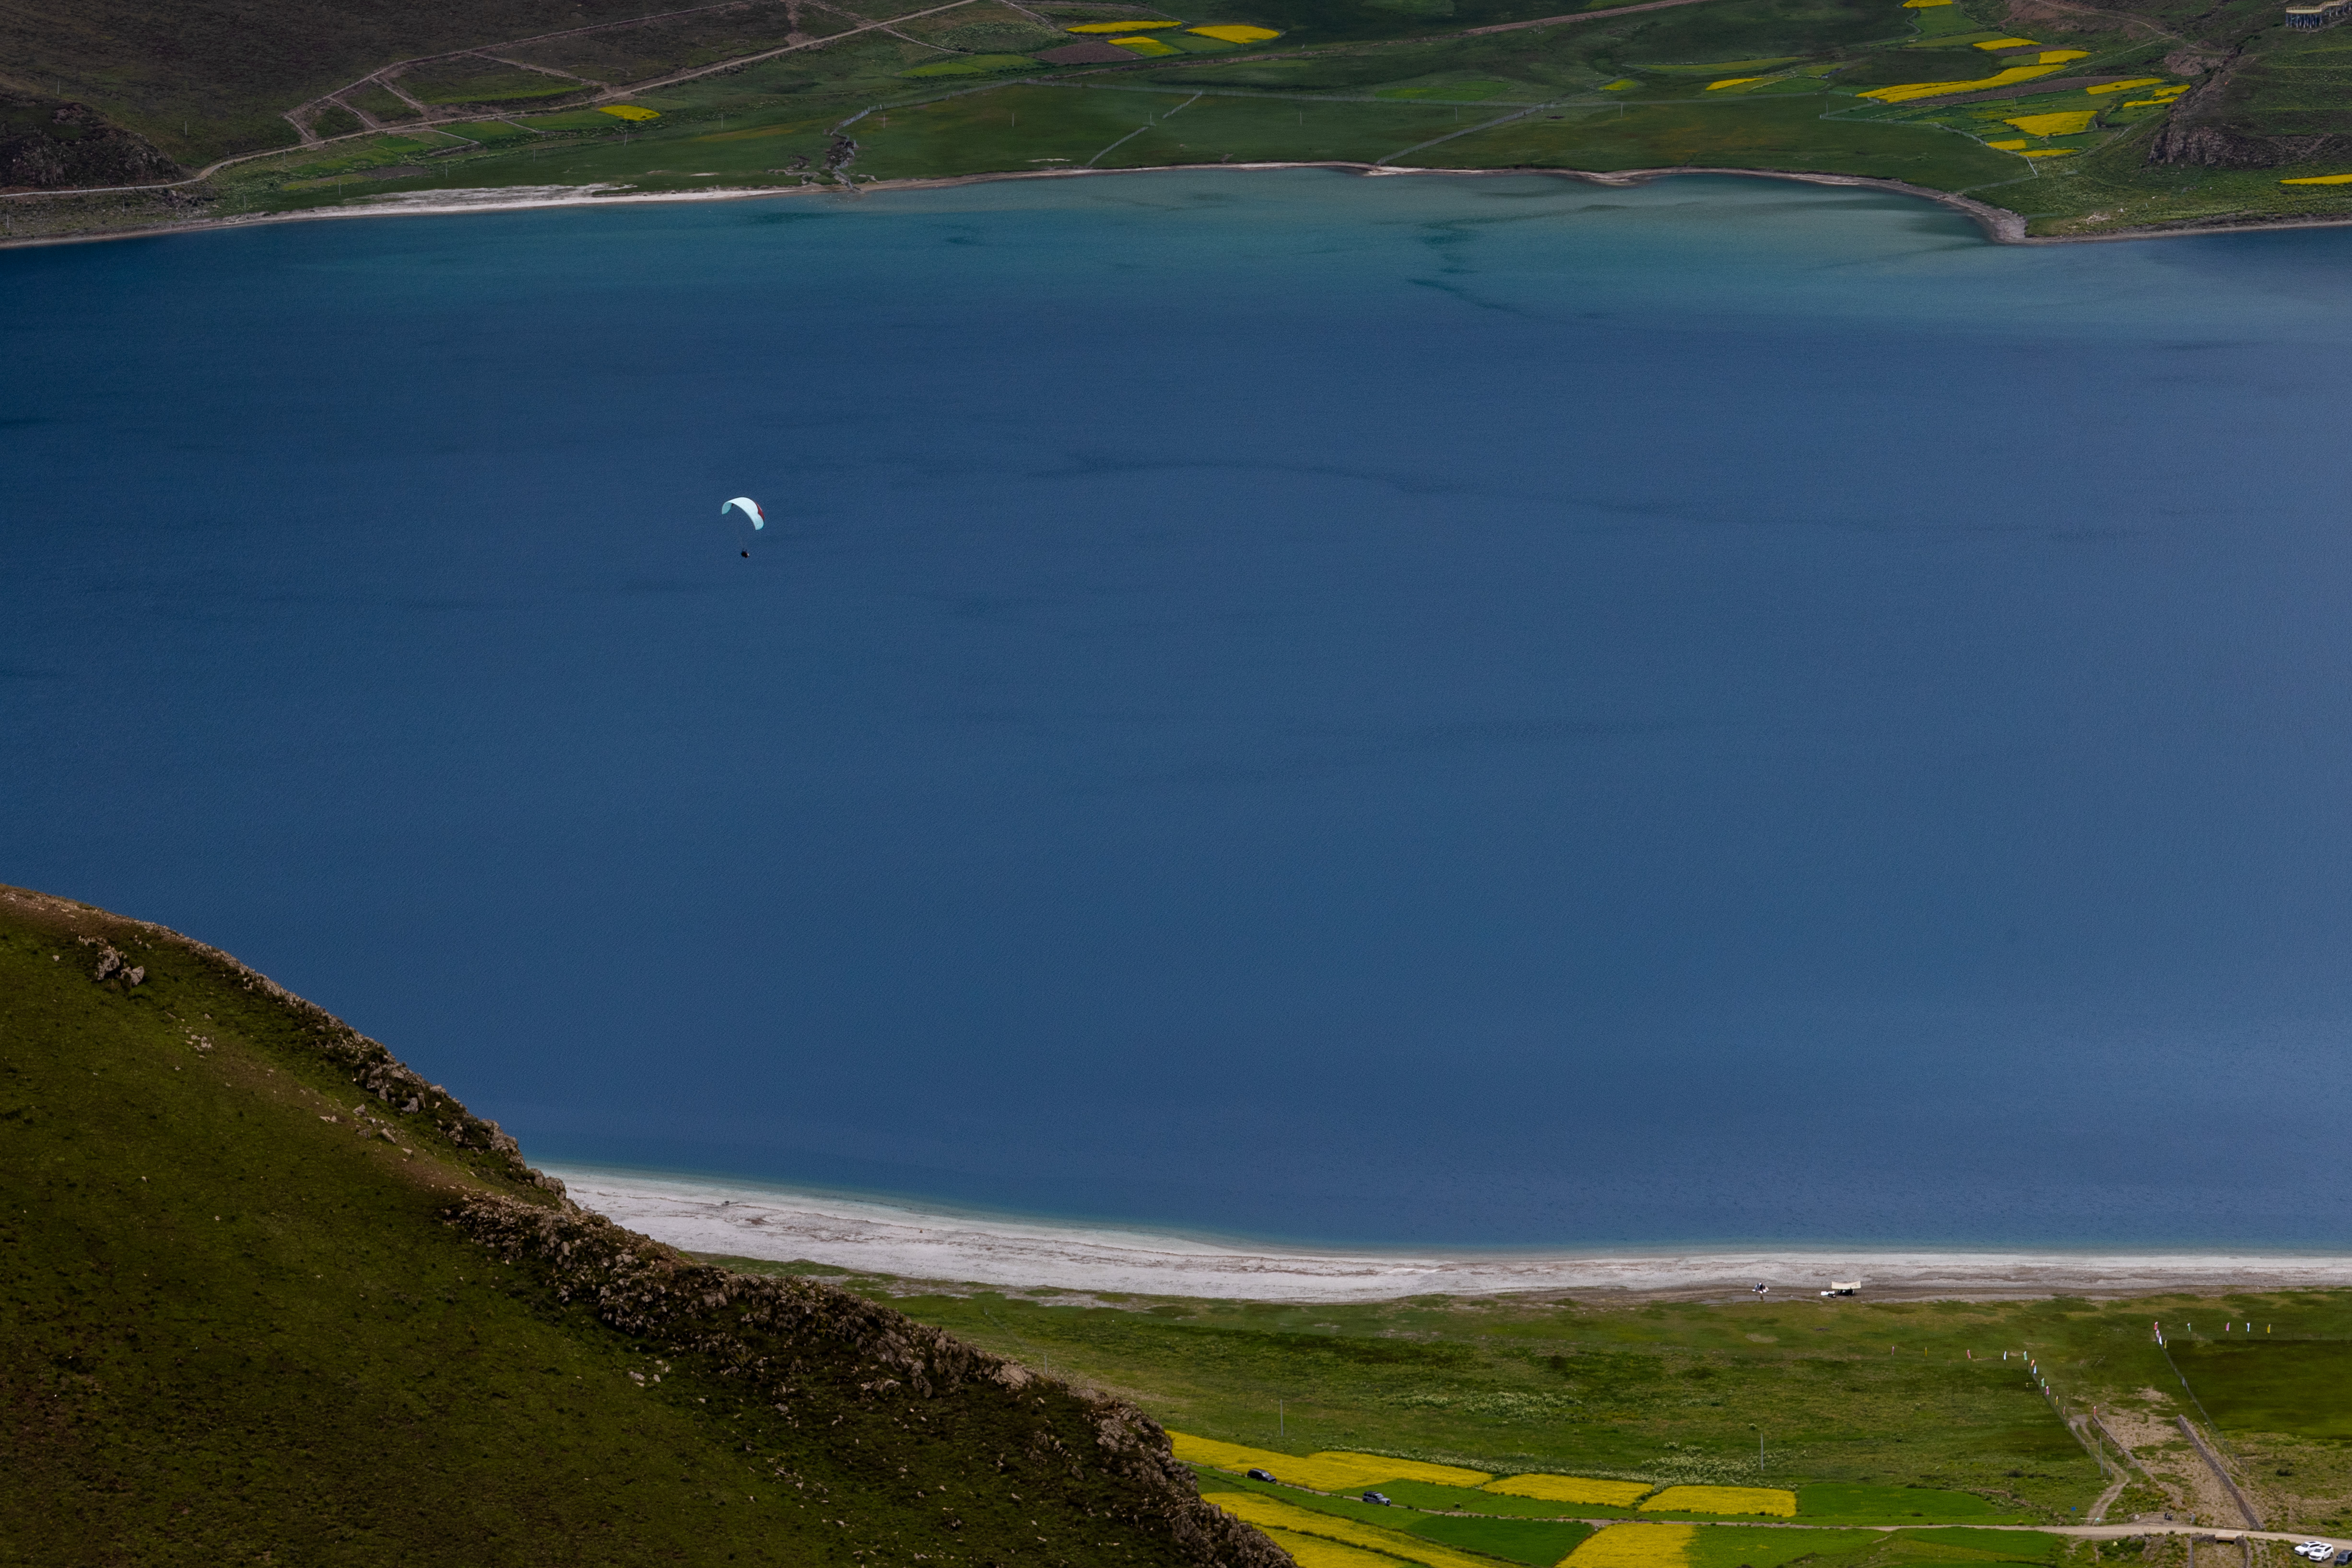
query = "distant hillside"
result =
(0, 0, 712, 164)
(0, 89, 183, 190)
(8, 0, 2352, 243)
(0, 883, 1287, 1568)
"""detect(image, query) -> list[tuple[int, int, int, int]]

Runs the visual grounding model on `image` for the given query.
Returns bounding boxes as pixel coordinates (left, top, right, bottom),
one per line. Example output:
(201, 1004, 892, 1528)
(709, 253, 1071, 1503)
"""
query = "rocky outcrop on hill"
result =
(2138, 41, 2352, 168)
(3, 878, 1292, 1566)
(2146, 122, 2352, 167)
(449, 1191, 1290, 1568)
(8, 884, 573, 1192)
(0, 96, 181, 191)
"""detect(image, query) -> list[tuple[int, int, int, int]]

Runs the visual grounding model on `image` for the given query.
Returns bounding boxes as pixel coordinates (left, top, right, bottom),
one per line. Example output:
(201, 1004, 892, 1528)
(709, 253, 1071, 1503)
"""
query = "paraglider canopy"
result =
(722, 496, 765, 530)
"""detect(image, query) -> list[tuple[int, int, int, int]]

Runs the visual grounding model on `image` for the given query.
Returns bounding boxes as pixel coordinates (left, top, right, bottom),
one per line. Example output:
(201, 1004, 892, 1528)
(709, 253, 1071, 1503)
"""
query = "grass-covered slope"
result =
(10, 0, 2352, 242)
(0, 883, 1286, 1568)
(0, 0, 727, 164)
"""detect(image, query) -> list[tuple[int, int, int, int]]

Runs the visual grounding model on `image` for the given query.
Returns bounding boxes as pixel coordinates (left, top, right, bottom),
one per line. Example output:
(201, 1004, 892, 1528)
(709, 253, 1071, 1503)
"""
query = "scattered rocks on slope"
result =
(87, 942, 146, 986)
(0, 95, 182, 192)
(2146, 123, 2352, 167)
(20, 884, 555, 1189)
(447, 1193, 1291, 1568)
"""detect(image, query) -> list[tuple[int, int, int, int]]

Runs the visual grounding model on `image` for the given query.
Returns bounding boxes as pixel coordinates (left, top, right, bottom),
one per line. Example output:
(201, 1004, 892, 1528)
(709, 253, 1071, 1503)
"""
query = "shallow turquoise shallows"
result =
(9, 170, 2352, 1247)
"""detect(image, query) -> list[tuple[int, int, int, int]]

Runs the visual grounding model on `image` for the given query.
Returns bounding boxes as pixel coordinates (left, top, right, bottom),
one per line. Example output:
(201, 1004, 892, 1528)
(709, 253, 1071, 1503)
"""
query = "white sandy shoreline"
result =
(13, 161, 2352, 253)
(547, 1164, 2352, 1303)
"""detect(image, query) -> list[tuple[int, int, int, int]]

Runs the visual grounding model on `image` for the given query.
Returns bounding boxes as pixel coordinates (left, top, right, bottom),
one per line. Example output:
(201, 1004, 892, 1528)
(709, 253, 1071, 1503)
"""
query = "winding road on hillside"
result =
(2, 0, 1739, 205)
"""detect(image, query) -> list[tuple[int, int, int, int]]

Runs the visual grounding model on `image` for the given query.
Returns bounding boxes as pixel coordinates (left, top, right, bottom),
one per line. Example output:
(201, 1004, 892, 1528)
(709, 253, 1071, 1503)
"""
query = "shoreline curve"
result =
(10, 160, 2352, 252)
(550, 1164, 2352, 1303)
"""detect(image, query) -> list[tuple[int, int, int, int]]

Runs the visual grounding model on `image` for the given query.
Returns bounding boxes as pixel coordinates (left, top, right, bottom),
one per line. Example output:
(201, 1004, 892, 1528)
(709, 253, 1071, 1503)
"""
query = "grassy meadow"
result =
(729, 1273, 2107, 1509)
(712, 1261, 2352, 1540)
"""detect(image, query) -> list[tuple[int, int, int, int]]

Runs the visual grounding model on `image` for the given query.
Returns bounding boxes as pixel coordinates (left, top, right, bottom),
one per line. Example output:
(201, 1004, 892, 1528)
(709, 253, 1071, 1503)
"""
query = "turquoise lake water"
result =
(9, 170, 2352, 1247)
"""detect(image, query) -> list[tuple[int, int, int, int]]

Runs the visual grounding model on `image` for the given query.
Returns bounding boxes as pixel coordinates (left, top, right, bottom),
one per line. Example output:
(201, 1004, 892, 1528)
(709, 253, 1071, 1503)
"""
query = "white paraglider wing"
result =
(722, 496, 765, 530)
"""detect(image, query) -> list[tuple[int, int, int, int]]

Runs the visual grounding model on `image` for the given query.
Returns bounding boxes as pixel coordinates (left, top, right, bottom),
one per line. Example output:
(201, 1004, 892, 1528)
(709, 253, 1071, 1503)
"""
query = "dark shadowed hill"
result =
(0, 883, 1289, 1568)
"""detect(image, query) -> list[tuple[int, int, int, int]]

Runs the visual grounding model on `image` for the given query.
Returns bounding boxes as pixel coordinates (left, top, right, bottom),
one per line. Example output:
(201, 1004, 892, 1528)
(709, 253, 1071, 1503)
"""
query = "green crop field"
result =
(1688, 1526, 1887, 1568)
(1905, 1529, 2063, 1559)
(1188, 1477, 2077, 1568)
(852, 85, 1473, 177)
(1407, 1512, 1597, 1563)
(1398, 95, 2023, 186)
(2168, 1341, 2352, 1441)
(1796, 1484, 2012, 1521)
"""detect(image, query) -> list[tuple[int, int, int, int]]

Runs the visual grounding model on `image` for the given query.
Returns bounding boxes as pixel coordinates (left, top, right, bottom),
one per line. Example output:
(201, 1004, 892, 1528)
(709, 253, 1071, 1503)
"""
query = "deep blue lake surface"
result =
(10, 170, 2352, 1248)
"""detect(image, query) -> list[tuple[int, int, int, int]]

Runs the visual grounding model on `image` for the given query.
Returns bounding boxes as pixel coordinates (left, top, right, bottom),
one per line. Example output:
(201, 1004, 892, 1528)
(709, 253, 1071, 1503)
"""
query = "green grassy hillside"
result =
(0, 883, 1286, 1568)
(9, 0, 2352, 243)
(0, 0, 726, 164)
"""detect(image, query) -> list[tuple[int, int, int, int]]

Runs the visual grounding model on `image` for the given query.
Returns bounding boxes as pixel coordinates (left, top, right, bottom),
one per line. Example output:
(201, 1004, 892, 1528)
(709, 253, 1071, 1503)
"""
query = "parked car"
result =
(1247, 1469, 1276, 1483)
(1363, 1492, 1392, 1506)
(2330, 1550, 2349, 1564)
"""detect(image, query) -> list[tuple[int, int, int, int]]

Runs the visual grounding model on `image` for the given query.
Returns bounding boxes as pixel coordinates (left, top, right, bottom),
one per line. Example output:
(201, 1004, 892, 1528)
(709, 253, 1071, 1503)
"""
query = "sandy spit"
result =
(13, 161, 2352, 251)
(549, 1166, 2352, 1303)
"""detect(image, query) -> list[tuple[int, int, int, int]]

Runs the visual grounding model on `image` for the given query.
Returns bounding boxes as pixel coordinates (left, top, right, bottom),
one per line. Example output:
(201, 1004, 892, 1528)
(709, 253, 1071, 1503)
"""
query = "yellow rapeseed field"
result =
(1111, 35, 1180, 52)
(1705, 77, 1763, 89)
(598, 105, 660, 120)
(1205, 1494, 1518, 1568)
(1170, 1433, 1289, 1473)
(1639, 1486, 1797, 1517)
(2025, 49, 2088, 62)
(1243, 1453, 1395, 1489)
(2019, 148, 2074, 156)
(1986, 138, 2030, 149)
(1484, 1475, 1654, 1508)
(1189, 24, 1281, 40)
(1166, 1432, 1486, 1491)
(2085, 77, 2165, 94)
(1067, 18, 1179, 29)
(1973, 36, 2039, 48)
(1258, 1526, 1419, 1568)
(1565, 1523, 1700, 1568)
(1859, 65, 2063, 102)
(2281, 173, 2352, 184)
(1327, 1454, 1490, 1488)
(2004, 110, 2096, 135)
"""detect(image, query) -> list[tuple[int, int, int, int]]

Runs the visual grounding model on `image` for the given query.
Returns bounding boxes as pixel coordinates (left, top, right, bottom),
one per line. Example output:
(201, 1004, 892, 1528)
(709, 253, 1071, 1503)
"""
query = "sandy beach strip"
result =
(22, 163, 2352, 253)
(547, 1165, 2352, 1303)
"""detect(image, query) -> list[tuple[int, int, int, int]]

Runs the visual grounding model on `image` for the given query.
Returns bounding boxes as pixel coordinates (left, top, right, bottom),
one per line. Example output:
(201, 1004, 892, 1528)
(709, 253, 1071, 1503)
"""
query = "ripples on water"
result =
(7, 171, 2352, 1247)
